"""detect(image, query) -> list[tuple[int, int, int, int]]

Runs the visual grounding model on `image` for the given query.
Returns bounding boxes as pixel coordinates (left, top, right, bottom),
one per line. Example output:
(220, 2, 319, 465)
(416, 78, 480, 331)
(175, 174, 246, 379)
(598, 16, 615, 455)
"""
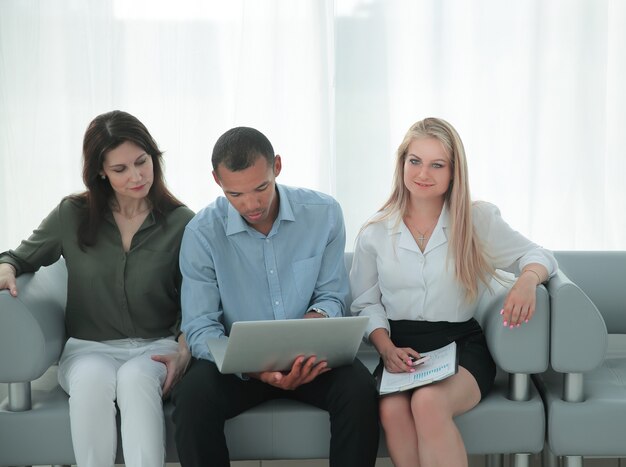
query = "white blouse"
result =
(349, 201, 558, 338)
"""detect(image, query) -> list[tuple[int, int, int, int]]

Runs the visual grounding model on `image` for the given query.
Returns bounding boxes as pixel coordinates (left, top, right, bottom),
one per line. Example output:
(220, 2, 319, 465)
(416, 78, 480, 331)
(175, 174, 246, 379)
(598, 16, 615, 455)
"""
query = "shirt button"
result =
(270, 270, 274, 274)
(266, 239, 270, 243)
(275, 301, 279, 305)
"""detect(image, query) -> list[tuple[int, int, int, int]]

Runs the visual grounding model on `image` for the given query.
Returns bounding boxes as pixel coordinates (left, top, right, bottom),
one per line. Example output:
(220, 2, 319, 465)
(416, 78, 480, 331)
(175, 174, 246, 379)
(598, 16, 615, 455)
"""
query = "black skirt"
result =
(378, 318, 496, 398)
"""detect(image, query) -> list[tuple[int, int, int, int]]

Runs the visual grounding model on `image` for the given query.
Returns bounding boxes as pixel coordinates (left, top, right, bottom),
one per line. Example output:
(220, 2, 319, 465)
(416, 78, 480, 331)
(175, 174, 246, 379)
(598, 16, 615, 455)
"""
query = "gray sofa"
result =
(535, 251, 626, 467)
(1, 254, 550, 467)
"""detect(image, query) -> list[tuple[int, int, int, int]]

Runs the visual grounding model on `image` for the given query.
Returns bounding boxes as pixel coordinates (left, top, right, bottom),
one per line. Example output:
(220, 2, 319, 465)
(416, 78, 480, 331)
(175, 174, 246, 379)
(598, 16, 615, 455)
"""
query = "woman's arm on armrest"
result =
(479, 280, 550, 374)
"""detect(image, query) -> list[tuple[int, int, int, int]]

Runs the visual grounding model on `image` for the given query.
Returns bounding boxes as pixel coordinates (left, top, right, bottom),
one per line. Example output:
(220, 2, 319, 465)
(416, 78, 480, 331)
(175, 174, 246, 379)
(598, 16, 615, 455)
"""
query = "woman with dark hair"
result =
(0, 110, 194, 467)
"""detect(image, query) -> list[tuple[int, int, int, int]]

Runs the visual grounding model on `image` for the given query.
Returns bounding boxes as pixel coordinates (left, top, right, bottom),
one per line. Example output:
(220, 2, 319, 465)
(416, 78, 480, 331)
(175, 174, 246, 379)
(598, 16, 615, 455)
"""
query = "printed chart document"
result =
(378, 341, 458, 395)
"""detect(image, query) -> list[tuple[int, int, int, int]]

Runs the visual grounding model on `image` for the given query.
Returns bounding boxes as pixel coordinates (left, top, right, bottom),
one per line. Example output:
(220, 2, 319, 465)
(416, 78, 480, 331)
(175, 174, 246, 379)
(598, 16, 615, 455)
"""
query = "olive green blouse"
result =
(0, 197, 194, 341)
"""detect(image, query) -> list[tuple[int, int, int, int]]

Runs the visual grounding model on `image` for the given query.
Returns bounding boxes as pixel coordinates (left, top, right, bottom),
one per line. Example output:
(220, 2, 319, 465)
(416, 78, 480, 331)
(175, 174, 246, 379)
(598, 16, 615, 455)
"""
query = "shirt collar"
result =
(386, 204, 450, 254)
(225, 184, 295, 237)
(426, 205, 449, 252)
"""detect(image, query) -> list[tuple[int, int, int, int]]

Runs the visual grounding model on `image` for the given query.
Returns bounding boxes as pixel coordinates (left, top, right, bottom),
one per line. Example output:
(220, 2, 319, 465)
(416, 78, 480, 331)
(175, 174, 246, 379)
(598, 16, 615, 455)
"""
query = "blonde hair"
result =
(369, 117, 494, 301)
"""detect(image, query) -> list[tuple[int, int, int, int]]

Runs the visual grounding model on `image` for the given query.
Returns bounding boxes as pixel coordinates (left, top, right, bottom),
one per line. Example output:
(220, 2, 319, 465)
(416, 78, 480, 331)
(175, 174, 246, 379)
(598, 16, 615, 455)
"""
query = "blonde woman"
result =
(349, 117, 557, 467)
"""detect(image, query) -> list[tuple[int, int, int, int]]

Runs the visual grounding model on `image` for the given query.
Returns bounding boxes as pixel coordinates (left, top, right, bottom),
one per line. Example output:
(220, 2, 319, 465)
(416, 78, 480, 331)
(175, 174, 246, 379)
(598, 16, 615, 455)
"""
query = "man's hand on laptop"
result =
(247, 355, 331, 390)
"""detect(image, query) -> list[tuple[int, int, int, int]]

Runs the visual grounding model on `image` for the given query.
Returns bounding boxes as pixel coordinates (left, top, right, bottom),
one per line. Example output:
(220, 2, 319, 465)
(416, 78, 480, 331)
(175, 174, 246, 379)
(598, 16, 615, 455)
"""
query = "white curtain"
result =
(0, 0, 335, 248)
(2, 0, 625, 252)
(335, 0, 626, 250)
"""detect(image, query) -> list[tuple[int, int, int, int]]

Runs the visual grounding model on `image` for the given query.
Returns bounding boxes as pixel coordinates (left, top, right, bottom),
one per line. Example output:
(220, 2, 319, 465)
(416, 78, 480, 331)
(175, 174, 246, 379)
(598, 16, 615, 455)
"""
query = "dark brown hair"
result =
(72, 110, 184, 248)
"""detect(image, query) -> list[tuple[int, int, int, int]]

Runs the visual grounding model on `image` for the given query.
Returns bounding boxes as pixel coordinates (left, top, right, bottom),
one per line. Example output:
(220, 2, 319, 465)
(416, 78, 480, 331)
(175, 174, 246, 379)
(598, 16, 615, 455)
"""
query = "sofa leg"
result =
(8, 382, 32, 411)
(486, 454, 503, 467)
(542, 442, 560, 467)
(509, 373, 530, 401)
(512, 453, 531, 467)
(563, 456, 583, 467)
(563, 373, 584, 403)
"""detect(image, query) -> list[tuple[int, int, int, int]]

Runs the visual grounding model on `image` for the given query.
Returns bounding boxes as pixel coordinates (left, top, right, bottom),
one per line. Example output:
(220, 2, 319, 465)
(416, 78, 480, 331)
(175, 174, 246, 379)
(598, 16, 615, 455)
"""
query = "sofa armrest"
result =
(0, 260, 67, 383)
(546, 269, 607, 373)
(476, 278, 550, 375)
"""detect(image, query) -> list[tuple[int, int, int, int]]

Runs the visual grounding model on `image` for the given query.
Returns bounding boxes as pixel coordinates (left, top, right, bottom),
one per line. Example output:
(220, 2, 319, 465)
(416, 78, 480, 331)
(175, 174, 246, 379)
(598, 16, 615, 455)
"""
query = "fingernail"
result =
(503, 321, 508, 327)
(500, 309, 504, 315)
(516, 323, 521, 328)
(525, 319, 529, 323)
(510, 324, 514, 329)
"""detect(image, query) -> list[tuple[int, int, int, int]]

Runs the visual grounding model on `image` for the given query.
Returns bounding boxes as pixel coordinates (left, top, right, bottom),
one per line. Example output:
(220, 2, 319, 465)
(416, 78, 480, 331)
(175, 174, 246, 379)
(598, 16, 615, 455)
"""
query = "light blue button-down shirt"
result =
(180, 184, 350, 361)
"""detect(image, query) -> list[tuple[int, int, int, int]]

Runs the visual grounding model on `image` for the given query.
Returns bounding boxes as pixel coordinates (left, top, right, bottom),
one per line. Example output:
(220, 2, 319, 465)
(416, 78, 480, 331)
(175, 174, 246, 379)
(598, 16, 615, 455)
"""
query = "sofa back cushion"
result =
(554, 251, 626, 334)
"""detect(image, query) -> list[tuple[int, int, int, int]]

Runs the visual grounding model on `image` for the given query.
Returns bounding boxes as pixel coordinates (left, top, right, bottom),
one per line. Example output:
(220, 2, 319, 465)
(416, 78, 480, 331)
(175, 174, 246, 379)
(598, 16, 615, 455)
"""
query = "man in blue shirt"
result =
(172, 127, 379, 467)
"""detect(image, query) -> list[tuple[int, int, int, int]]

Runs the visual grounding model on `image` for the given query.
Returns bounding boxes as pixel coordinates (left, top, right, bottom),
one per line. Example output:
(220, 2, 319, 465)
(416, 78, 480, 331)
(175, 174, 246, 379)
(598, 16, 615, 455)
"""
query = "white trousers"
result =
(58, 336, 178, 467)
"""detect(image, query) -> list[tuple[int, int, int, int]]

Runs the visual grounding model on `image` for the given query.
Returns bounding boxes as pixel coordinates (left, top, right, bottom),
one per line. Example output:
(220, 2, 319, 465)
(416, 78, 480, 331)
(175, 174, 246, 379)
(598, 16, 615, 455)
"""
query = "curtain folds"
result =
(1, 0, 624, 251)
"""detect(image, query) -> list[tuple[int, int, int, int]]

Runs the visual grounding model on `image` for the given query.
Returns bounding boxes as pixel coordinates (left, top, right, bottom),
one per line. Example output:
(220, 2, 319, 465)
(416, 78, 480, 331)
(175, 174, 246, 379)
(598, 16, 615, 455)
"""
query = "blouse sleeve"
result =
(349, 224, 390, 339)
(473, 201, 558, 278)
(0, 201, 65, 275)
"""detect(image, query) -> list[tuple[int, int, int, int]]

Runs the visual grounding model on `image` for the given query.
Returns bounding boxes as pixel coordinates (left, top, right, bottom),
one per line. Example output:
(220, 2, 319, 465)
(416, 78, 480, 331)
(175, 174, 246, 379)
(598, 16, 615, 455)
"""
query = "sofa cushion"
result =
(537, 335, 626, 456)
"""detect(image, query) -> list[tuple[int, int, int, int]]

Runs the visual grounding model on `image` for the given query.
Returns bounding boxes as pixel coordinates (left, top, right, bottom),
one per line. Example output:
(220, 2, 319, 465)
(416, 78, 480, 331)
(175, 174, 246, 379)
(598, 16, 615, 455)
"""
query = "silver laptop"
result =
(207, 316, 369, 374)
